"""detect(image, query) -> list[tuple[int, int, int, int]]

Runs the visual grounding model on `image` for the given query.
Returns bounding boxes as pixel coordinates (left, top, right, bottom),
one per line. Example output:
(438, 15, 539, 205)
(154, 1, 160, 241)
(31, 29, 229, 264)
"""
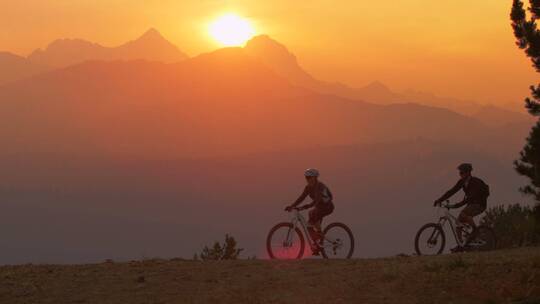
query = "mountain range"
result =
(1, 28, 531, 127)
(0, 47, 528, 160)
(28, 28, 188, 68)
(0, 29, 187, 86)
(244, 35, 531, 123)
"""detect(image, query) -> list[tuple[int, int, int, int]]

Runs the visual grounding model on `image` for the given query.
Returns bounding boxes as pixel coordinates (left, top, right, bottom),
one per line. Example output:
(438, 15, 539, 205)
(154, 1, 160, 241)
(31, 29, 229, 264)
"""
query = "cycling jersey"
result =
(293, 181, 333, 207)
(438, 176, 489, 208)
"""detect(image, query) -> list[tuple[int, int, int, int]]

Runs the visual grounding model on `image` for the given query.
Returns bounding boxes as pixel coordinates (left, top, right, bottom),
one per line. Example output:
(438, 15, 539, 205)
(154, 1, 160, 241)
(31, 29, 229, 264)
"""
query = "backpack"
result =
(480, 180, 490, 199)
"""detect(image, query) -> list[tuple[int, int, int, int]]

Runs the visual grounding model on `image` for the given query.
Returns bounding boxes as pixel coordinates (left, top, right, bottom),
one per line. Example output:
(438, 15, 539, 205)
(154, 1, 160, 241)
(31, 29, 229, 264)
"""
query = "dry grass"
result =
(1, 247, 539, 304)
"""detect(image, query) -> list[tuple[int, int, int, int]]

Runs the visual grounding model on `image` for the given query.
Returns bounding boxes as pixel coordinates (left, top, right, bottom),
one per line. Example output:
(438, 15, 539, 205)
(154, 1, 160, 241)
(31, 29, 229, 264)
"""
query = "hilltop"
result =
(0, 247, 538, 303)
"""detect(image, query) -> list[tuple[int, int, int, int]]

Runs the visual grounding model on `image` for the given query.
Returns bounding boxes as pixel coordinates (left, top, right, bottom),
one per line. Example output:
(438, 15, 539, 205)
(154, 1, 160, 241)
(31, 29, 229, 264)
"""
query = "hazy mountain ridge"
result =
(0, 29, 528, 128)
(27, 28, 188, 68)
(0, 47, 518, 160)
(244, 35, 529, 124)
(0, 29, 188, 86)
(471, 104, 534, 127)
(0, 52, 49, 86)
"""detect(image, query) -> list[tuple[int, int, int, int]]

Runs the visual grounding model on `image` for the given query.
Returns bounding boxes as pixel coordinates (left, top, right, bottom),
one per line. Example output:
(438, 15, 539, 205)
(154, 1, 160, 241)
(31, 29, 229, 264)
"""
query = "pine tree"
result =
(511, 1, 540, 215)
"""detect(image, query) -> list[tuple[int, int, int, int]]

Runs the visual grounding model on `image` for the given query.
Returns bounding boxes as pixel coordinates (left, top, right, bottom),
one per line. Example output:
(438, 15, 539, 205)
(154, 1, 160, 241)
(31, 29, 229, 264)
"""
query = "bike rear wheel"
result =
(320, 222, 355, 259)
(266, 222, 305, 259)
(415, 223, 446, 255)
(466, 226, 497, 251)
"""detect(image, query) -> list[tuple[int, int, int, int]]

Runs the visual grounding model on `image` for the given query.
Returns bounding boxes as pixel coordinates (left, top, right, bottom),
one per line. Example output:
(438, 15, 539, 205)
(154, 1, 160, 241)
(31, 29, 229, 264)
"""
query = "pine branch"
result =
(513, 0, 528, 48)
(530, 0, 540, 18)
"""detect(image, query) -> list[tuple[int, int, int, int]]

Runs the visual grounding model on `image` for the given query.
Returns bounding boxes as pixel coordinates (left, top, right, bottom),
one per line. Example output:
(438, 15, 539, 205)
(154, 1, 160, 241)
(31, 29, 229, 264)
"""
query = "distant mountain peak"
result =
(243, 34, 318, 87)
(245, 35, 297, 64)
(137, 28, 165, 41)
(243, 36, 405, 104)
(364, 81, 390, 92)
(246, 35, 285, 49)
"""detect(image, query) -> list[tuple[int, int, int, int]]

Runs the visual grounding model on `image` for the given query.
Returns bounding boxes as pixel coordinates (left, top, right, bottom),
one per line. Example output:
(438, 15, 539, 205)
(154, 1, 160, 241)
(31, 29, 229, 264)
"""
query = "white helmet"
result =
(304, 168, 320, 177)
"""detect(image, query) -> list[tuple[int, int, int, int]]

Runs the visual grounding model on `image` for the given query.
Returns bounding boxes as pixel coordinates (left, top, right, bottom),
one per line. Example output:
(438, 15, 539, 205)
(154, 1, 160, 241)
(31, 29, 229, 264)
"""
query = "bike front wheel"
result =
(266, 222, 305, 259)
(415, 223, 446, 255)
(320, 222, 355, 259)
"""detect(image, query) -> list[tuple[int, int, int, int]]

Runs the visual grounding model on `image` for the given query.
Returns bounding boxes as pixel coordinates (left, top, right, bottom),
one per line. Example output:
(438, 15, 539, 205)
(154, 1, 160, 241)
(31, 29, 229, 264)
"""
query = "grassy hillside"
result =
(1, 247, 538, 304)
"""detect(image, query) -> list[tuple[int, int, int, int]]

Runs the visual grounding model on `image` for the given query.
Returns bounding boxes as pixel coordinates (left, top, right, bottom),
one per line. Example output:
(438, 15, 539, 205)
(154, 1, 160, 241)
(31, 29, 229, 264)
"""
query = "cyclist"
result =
(285, 168, 334, 255)
(433, 163, 490, 252)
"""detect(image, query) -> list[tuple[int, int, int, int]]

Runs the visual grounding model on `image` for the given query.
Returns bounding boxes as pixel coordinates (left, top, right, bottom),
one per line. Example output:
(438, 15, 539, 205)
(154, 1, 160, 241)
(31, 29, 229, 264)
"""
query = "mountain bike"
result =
(414, 200, 496, 255)
(266, 207, 354, 259)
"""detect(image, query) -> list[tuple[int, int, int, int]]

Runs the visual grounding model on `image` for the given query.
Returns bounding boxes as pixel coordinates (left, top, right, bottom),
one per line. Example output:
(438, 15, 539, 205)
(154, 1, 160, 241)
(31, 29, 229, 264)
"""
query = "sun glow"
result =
(209, 14, 255, 46)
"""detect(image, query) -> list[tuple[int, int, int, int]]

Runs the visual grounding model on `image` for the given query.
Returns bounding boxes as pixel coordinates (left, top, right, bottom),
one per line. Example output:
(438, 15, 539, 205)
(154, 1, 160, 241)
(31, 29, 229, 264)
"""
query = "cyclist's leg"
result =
(460, 204, 484, 226)
(320, 202, 335, 227)
(308, 208, 323, 242)
(306, 209, 324, 255)
(462, 204, 486, 243)
(457, 211, 472, 244)
(311, 203, 334, 241)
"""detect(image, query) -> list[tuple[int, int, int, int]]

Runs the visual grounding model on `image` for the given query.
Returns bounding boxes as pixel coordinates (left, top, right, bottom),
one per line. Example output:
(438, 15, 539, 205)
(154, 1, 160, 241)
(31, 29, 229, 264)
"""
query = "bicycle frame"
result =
(437, 207, 463, 246)
(436, 202, 479, 247)
(288, 209, 337, 249)
(289, 209, 315, 245)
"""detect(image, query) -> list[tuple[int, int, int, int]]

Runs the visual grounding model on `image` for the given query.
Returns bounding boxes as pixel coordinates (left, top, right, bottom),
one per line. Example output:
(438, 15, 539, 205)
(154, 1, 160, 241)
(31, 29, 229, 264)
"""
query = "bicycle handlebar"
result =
(439, 200, 452, 210)
(286, 206, 306, 212)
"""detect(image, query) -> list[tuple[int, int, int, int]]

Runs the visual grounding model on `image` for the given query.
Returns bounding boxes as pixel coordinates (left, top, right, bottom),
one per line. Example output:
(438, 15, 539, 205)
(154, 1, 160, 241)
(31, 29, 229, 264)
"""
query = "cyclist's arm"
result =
(290, 187, 309, 207)
(452, 199, 467, 208)
(303, 201, 316, 209)
(437, 179, 463, 202)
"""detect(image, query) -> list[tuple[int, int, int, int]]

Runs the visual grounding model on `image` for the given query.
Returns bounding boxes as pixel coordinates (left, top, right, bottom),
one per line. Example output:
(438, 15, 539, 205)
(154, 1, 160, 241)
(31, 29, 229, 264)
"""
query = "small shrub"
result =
(197, 234, 244, 261)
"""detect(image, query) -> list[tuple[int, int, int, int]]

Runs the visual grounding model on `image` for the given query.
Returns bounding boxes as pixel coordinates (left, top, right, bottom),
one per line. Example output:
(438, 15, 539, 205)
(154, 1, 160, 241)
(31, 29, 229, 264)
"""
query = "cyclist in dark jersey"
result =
(285, 168, 334, 255)
(433, 163, 489, 251)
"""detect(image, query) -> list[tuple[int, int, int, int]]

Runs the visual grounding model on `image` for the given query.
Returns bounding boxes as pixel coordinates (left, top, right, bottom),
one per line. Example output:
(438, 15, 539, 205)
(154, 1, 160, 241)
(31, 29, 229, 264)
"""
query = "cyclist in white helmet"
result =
(285, 168, 335, 255)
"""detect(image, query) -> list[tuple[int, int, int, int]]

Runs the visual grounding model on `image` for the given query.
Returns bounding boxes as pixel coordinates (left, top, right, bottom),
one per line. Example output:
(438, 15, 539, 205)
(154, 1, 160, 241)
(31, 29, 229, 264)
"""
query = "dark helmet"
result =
(457, 163, 473, 173)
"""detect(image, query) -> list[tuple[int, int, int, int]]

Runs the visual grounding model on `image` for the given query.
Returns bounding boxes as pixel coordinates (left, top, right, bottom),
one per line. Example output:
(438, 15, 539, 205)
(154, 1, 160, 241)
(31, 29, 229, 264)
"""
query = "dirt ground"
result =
(0, 247, 539, 304)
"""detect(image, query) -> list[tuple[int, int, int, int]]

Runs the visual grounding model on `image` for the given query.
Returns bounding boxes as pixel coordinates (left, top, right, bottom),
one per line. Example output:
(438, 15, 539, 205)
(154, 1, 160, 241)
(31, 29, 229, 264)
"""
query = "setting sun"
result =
(209, 14, 255, 46)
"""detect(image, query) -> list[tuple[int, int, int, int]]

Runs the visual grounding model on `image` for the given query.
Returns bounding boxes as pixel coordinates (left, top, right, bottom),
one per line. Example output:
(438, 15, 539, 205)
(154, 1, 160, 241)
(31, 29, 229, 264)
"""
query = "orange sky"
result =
(0, 0, 538, 105)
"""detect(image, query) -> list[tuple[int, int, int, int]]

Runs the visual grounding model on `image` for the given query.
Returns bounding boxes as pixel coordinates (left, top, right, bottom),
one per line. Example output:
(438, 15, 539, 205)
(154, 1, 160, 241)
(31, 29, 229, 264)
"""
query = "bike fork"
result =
(428, 225, 441, 243)
(285, 228, 293, 246)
